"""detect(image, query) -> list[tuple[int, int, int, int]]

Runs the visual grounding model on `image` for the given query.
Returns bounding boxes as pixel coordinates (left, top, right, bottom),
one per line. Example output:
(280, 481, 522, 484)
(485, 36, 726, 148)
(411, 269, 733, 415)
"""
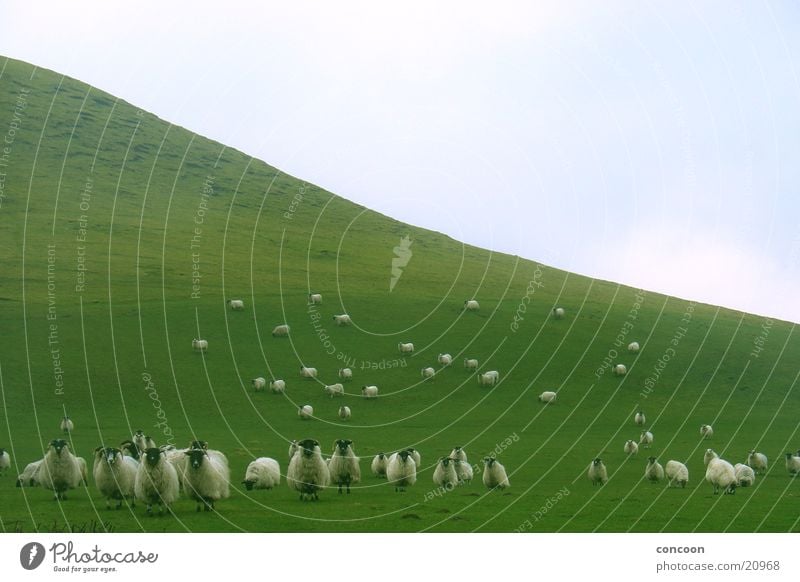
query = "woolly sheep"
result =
(433, 457, 458, 490)
(639, 431, 653, 448)
(538, 391, 557, 404)
(16, 459, 43, 488)
(477, 371, 500, 387)
(251, 377, 266, 392)
(624, 440, 639, 455)
(438, 353, 453, 366)
(553, 307, 565, 319)
(450, 446, 468, 463)
(361, 385, 379, 399)
(328, 439, 361, 494)
(338, 406, 351, 421)
(371, 453, 390, 478)
(192, 338, 208, 352)
(39, 439, 82, 501)
(634, 411, 646, 426)
(0, 448, 9, 475)
(386, 450, 417, 492)
(613, 364, 627, 376)
(134, 447, 180, 514)
(227, 299, 244, 310)
(300, 366, 318, 379)
(421, 367, 436, 379)
(482, 457, 510, 489)
(242, 457, 280, 490)
(665, 460, 689, 488)
(645, 457, 665, 482)
(287, 439, 330, 501)
(747, 450, 768, 475)
(183, 448, 230, 511)
(308, 293, 322, 304)
(338, 368, 353, 381)
(700, 424, 713, 439)
(272, 324, 290, 337)
(398, 342, 414, 354)
(60, 416, 74, 434)
(93, 447, 137, 509)
(453, 458, 473, 484)
(785, 453, 800, 476)
(464, 299, 480, 311)
(133, 430, 156, 454)
(298, 405, 314, 420)
(734, 463, 755, 487)
(628, 341, 640, 353)
(703, 448, 719, 466)
(588, 458, 607, 485)
(464, 358, 479, 371)
(269, 379, 286, 393)
(333, 314, 352, 326)
(324, 383, 345, 398)
(706, 457, 737, 495)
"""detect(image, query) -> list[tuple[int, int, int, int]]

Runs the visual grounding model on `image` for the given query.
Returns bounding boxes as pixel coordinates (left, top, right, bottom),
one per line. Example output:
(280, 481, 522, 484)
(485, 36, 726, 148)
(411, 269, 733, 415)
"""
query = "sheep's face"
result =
(185, 449, 207, 469)
(335, 440, 352, 454)
(648, 456, 657, 464)
(483, 457, 495, 467)
(787, 452, 796, 459)
(242, 479, 255, 491)
(440, 457, 451, 468)
(592, 458, 603, 467)
(299, 439, 319, 457)
(398, 450, 411, 462)
(49, 439, 68, 456)
(143, 448, 162, 467)
(103, 447, 120, 465)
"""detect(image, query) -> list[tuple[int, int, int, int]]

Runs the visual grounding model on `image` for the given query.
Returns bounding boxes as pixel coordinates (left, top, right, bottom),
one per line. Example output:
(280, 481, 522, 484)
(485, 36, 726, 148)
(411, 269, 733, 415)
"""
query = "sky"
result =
(2, 0, 799, 322)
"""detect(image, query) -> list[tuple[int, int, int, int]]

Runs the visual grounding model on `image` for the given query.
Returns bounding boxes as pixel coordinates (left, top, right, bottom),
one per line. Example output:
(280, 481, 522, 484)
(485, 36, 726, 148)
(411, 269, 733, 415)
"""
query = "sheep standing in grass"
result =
(553, 307, 565, 319)
(192, 339, 208, 352)
(734, 463, 755, 487)
(328, 440, 361, 494)
(786, 453, 800, 476)
(298, 405, 314, 420)
(242, 458, 280, 490)
(16, 459, 43, 487)
(398, 342, 414, 354)
(0, 448, 9, 475)
(39, 439, 82, 501)
(272, 324, 290, 337)
(135, 448, 180, 514)
(464, 359, 479, 371)
(478, 371, 500, 387)
(227, 299, 244, 310)
(183, 448, 230, 512)
(639, 431, 653, 449)
(333, 314, 352, 326)
(665, 460, 689, 488)
(628, 341, 640, 353)
(324, 383, 345, 398)
(361, 385, 379, 399)
(624, 440, 639, 456)
(645, 457, 665, 483)
(406, 448, 422, 469)
(287, 439, 330, 501)
(482, 458, 510, 489)
(706, 457, 737, 494)
(308, 293, 323, 305)
(60, 416, 74, 434)
(386, 450, 416, 492)
(453, 458, 473, 484)
(252, 377, 266, 392)
(93, 447, 137, 509)
(450, 447, 467, 463)
(538, 391, 557, 404)
(700, 424, 714, 439)
(634, 411, 646, 426)
(339, 368, 353, 381)
(703, 449, 719, 466)
(371, 453, 390, 478)
(269, 379, 286, 394)
(747, 450, 768, 475)
(300, 366, 318, 379)
(438, 353, 453, 366)
(433, 457, 458, 490)
(421, 367, 436, 379)
(613, 364, 627, 376)
(133, 430, 156, 454)
(464, 300, 480, 311)
(588, 458, 607, 485)
(338, 406, 351, 421)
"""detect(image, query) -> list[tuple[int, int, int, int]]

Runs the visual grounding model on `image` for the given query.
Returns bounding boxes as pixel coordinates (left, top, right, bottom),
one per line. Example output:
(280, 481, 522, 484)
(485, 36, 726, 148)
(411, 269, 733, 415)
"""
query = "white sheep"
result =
(538, 391, 557, 404)
(272, 324, 290, 337)
(703, 448, 719, 466)
(421, 367, 436, 379)
(477, 371, 500, 387)
(613, 364, 627, 376)
(482, 457, 510, 489)
(553, 307, 565, 319)
(298, 405, 314, 420)
(433, 457, 458, 490)
(16, 459, 43, 488)
(93, 447, 137, 509)
(747, 450, 768, 475)
(645, 457, 665, 482)
(133, 430, 156, 454)
(60, 416, 74, 434)
(386, 450, 417, 492)
(453, 458, 473, 484)
(639, 431, 653, 448)
(324, 383, 345, 398)
(227, 299, 244, 310)
(308, 293, 323, 304)
(734, 463, 756, 487)
(705, 457, 737, 494)
(371, 453, 390, 478)
(300, 366, 318, 379)
(700, 424, 713, 439)
(269, 379, 286, 393)
(464, 299, 480, 311)
(242, 457, 280, 490)
(449, 446, 467, 463)
(328, 439, 361, 494)
(464, 358, 479, 371)
(406, 448, 422, 469)
(624, 440, 639, 455)
(438, 353, 453, 366)
(665, 460, 689, 488)
(628, 341, 640, 353)
(785, 453, 800, 476)
(182, 448, 230, 511)
(634, 410, 646, 426)
(287, 439, 330, 501)
(333, 314, 352, 326)
(338, 368, 353, 381)
(0, 448, 9, 475)
(39, 439, 82, 500)
(251, 377, 267, 392)
(588, 458, 607, 485)
(338, 406, 351, 420)
(361, 385, 379, 399)
(398, 342, 414, 354)
(134, 447, 180, 514)
(192, 338, 208, 352)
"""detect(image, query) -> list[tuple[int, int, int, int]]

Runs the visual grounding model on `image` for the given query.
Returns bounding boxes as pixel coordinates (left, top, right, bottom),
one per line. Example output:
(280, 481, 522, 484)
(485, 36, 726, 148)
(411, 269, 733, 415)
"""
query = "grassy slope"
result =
(0, 56, 797, 533)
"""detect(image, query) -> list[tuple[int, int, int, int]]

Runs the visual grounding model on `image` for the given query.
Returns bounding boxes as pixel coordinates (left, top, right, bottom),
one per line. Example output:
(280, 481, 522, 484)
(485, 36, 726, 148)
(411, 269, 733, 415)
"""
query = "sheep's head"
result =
(398, 450, 411, 462)
(143, 448, 162, 467)
(592, 458, 603, 466)
(299, 439, 318, 457)
(49, 439, 68, 456)
(102, 447, 120, 465)
(242, 479, 255, 491)
(483, 457, 496, 467)
(787, 452, 796, 459)
(439, 457, 451, 467)
(648, 456, 657, 464)
(377, 453, 386, 460)
(335, 439, 352, 453)
(185, 448, 207, 470)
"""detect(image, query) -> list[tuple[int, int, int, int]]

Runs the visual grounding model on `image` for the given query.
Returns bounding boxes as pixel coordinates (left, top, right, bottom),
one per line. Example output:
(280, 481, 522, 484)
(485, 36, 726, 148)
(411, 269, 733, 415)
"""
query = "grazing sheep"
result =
(538, 391, 557, 404)
(438, 353, 453, 366)
(308, 293, 322, 305)
(464, 299, 480, 311)
(704, 449, 719, 466)
(398, 342, 414, 354)
(613, 364, 627, 376)
(700, 424, 714, 439)
(227, 299, 244, 310)
(371, 453, 390, 478)
(242, 457, 280, 490)
(134, 448, 180, 514)
(450, 446, 468, 463)
(324, 383, 345, 398)
(272, 324, 290, 337)
(16, 459, 43, 487)
(628, 341, 640, 353)
(251, 377, 267, 392)
(93, 447, 137, 509)
(453, 458, 473, 484)
(645, 457, 665, 482)
(786, 453, 800, 476)
(706, 457, 737, 495)
(286, 439, 330, 501)
(39, 439, 82, 501)
(386, 450, 417, 492)
(60, 416, 74, 434)
(133, 430, 156, 454)
(747, 450, 768, 475)
(298, 405, 314, 420)
(338, 368, 353, 381)
(624, 440, 639, 455)
(406, 448, 421, 470)
(338, 406, 351, 421)
(269, 379, 286, 394)
(477, 371, 500, 387)
(634, 410, 646, 426)
(734, 463, 756, 487)
(361, 385, 379, 399)
(464, 358, 479, 371)
(288, 441, 299, 464)
(639, 431, 653, 449)
(328, 440, 361, 494)
(192, 338, 208, 352)
(588, 458, 608, 485)
(300, 366, 318, 379)
(553, 307, 565, 319)
(333, 314, 352, 326)
(433, 457, 458, 490)
(482, 457, 510, 489)
(0, 448, 9, 475)
(182, 448, 230, 512)
(665, 460, 689, 488)
(421, 367, 436, 379)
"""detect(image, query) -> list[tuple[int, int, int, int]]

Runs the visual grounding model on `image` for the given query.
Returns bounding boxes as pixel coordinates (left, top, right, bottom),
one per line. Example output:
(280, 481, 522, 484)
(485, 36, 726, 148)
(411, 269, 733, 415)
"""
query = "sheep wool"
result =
(703, 449, 719, 466)
(16, 459, 43, 488)
(338, 368, 353, 381)
(287, 439, 330, 501)
(438, 353, 453, 366)
(134, 448, 180, 514)
(482, 457, 510, 489)
(93, 447, 137, 509)
(227, 299, 244, 310)
(252, 377, 267, 392)
(624, 440, 639, 455)
(242, 457, 280, 490)
(538, 391, 557, 404)
(453, 458, 473, 484)
(182, 449, 231, 511)
(747, 450, 768, 475)
(464, 359, 479, 370)
(39, 439, 83, 500)
(734, 463, 755, 487)
(639, 431, 654, 448)
(645, 457, 665, 482)
(628, 341, 640, 353)
(705, 458, 737, 495)
(328, 440, 361, 494)
(298, 405, 314, 420)
(421, 367, 436, 379)
(665, 460, 689, 488)
(386, 450, 417, 492)
(269, 379, 286, 393)
(433, 457, 458, 490)
(450, 447, 468, 463)
(324, 383, 344, 398)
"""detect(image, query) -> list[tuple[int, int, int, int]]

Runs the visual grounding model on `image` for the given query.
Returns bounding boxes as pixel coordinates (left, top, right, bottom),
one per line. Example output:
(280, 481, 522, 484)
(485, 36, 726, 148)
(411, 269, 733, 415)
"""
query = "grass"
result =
(0, 55, 798, 533)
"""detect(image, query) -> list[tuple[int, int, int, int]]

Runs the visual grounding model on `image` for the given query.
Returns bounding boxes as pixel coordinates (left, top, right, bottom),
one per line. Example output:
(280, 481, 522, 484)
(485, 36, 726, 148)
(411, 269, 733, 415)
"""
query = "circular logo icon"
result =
(20, 542, 46, 570)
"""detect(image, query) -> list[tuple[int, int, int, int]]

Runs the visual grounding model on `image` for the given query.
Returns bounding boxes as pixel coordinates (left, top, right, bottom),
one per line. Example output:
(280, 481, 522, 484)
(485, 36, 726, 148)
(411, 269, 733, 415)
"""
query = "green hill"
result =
(0, 56, 797, 533)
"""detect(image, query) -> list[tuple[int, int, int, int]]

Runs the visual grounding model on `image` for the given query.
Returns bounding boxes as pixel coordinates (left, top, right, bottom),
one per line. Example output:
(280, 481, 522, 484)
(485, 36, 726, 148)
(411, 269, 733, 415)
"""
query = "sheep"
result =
(438, 353, 453, 366)
(645, 457, 665, 483)
(433, 457, 458, 490)
(553, 307, 565, 319)
(700, 424, 713, 439)
(60, 416, 74, 434)
(386, 450, 417, 492)
(252, 377, 267, 392)
(477, 371, 500, 387)
(328, 439, 361, 494)
(453, 458, 473, 484)
(588, 458, 607, 485)
(300, 366, 318, 379)
(288, 441, 299, 464)
(272, 324, 290, 337)
(333, 314, 352, 327)
(634, 410, 646, 426)
(242, 457, 280, 490)
(786, 453, 800, 476)
(93, 447, 137, 509)
(361, 385, 379, 399)
(371, 453, 390, 478)
(613, 364, 627, 376)
(134, 447, 180, 514)
(338, 406, 351, 421)
(398, 342, 414, 354)
(287, 439, 330, 501)
(298, 405, 314, 420)
(133, 430, 156, 455)
(0, 448, 9, 475)
(406, 448, 421, 470)
(227, 299, 244, 310)
(338, 368, 353, 381)
(704, 448, 719, 466)
(464, 299, 480, 311)
(323, 383, 345, 398)
(639, 431, 653, 449)
(182, 448, 230, 511)
(747, 450, 768, 475)
(269, 379, 286, 393)
(734, 463, 756, 487)
(450, 446, 468, 463)
(628, 341, 640, 353)
(162, 446, 189, 484)
(665, 460, 689, 488)
(192, 338, 208, 352)
(308, 293, 323, 304)
(421, 367, 436, 379)
(16, 459, 43, 487)
(624, 440, 639, 455)
(706, 457, 737, 494)
(39, 439, 82, 501)
(482, 457, 510, 489)
(464, 358, 479, 371)
(538, 391, 557, 404)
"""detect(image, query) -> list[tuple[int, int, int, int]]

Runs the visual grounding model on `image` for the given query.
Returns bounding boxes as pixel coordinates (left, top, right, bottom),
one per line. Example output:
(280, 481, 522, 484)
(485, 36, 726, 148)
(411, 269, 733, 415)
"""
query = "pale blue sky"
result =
(2, 1, 799, 322)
